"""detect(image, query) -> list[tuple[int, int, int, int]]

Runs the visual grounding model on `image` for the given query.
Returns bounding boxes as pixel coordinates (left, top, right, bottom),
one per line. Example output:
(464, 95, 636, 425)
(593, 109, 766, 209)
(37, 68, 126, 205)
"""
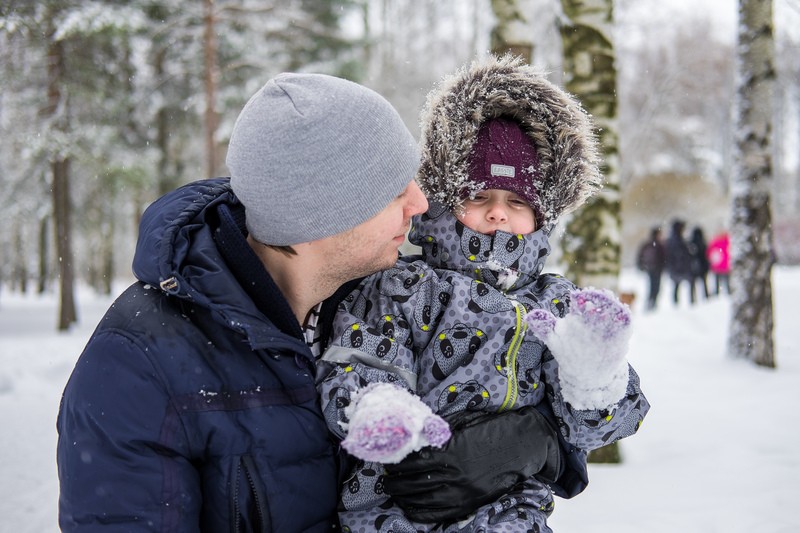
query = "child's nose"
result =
(487, 202, 508, 222)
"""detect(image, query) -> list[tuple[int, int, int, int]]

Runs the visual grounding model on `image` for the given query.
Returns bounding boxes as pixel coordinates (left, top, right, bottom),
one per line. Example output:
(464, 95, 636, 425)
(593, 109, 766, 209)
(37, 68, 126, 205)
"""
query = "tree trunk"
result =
(52, 157, 77, 330)
(380, 0, 395, 80)
(46, 13, 77, 330)
(153, 46, 181, 196)
(101, 217, 114, 295)
(490, 0, 533, 62)
(560, 0, 621, 291)
(559, 0, 622, 463)
(13, 222, 28, 294)
(38, 215, 49, 294)
(728, 0, 776, 368)
(361, 0, 372, 69)
(203, 0, 220, 179)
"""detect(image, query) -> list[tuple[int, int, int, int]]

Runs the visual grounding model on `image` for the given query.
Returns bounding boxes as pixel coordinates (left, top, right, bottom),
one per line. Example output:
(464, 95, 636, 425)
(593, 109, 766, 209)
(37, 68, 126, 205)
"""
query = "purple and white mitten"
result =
(341, 382, 451, 464)
(525, 288, 632, 410)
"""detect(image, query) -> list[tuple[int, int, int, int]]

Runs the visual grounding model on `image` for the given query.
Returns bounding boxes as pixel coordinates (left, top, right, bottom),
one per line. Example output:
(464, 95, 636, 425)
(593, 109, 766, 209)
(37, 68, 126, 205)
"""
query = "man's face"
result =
(323, 180, 428, 280)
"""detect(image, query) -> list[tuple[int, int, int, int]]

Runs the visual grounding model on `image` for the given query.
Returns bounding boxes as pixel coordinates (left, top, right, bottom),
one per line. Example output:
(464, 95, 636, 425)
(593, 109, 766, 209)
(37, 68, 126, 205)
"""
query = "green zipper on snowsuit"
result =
(499, 300, 527, 412)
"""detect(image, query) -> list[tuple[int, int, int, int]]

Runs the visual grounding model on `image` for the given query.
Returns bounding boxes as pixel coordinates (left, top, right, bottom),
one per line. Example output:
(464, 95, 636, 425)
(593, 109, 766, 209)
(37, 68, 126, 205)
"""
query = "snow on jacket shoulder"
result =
(57, 178, 338, 532)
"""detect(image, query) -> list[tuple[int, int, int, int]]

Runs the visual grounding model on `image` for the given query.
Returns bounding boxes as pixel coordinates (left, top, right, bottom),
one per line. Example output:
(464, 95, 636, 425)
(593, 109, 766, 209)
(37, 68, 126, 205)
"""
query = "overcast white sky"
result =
(627, 0, 800, 41)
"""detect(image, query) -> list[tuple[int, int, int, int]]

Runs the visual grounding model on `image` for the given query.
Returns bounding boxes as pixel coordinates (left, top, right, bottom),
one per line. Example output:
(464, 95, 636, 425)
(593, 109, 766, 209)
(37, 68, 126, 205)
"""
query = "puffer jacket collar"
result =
(132, 177, 304, 352)
(408, 201, 552, 292)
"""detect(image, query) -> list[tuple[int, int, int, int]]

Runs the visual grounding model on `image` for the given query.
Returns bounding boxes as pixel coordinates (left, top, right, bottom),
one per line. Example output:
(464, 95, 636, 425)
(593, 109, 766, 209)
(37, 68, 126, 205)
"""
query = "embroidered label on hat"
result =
(490, 164, 516, 178)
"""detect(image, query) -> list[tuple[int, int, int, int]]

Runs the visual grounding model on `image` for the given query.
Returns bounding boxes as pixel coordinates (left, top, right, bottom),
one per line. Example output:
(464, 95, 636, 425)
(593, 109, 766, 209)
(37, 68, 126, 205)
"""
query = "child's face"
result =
(456, 189, 536, 235)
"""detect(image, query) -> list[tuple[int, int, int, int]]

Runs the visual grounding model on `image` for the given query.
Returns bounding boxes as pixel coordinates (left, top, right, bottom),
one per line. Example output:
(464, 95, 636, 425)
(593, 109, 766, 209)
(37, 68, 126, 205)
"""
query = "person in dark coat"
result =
(665, 219, 696, 305)
(689, 226, 710, 299)
(637, 226, 668, 310)
(56, 73, 575, 532)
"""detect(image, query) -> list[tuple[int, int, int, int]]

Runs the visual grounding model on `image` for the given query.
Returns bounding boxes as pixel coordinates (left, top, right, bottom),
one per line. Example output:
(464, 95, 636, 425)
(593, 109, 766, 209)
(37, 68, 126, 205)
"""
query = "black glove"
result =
(382, 405, 564, 524)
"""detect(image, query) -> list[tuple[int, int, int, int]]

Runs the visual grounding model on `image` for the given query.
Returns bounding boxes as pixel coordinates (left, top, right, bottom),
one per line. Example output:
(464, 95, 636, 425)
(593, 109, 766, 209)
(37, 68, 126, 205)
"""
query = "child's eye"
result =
(510, 198, 528, 207)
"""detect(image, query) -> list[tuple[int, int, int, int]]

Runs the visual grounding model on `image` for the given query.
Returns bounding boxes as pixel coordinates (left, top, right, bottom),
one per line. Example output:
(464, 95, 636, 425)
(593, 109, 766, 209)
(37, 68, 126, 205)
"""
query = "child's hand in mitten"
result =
(341, 382, 451, 464)
(525, 288, 632, 410)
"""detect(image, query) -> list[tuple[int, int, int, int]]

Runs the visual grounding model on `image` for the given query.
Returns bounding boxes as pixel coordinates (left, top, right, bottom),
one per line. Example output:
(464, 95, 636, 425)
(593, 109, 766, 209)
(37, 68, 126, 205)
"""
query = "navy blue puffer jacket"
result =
(57, 178, 342, 532)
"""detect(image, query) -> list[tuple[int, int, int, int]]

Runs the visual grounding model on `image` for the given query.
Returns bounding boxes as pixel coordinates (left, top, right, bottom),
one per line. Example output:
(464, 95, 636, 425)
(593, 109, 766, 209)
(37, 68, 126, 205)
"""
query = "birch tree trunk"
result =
(559, 0, 620, 293)
(559, 0, 621, 463)
(490, 0, 533, 61)
(728, 0, 776, 368)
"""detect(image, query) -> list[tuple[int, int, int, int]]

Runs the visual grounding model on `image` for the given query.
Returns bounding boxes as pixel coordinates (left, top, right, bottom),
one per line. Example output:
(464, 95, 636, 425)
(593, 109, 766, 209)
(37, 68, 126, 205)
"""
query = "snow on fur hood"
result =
(417, 55, 603, 231)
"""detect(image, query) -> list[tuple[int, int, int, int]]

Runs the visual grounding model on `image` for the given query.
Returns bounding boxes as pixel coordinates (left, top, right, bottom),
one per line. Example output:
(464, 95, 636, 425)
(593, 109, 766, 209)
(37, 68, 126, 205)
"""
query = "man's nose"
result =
(406, 180, 428, 216)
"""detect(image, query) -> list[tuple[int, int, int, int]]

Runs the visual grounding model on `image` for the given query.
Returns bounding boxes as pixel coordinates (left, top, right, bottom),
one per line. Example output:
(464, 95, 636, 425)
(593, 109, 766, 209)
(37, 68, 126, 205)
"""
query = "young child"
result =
(317, 55, 650, 532)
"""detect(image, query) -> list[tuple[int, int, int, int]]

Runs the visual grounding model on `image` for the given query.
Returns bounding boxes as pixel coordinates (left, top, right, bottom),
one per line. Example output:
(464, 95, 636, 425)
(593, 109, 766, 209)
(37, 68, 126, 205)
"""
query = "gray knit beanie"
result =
(227, 73, 420, 246)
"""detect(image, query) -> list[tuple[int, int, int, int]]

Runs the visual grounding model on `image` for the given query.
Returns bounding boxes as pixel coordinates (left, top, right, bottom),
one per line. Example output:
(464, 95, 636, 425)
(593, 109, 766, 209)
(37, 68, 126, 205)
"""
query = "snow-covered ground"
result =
(1, 268, 798, 533)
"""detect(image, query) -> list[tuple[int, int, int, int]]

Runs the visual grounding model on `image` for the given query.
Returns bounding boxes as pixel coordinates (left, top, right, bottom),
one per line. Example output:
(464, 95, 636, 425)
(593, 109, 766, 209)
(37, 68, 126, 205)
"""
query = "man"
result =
(637, 226, 667, 310)
(57, 73, 580, 531)
(666, 218, 696, 305)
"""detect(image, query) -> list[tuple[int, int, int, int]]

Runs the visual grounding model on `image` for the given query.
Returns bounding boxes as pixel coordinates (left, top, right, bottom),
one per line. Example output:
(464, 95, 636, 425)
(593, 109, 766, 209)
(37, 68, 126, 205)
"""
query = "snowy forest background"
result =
(1, 1, 799, 530)
(1, 0, 799, 334)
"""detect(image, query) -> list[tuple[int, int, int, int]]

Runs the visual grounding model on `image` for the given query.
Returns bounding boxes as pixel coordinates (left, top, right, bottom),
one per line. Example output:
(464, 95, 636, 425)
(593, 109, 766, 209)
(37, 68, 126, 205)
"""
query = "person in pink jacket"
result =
(706, 232, 731, 295)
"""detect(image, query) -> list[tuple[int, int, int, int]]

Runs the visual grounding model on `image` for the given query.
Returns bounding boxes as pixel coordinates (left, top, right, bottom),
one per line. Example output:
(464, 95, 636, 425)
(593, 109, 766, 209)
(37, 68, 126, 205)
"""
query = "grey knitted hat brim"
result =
(227, 73, 420, 246)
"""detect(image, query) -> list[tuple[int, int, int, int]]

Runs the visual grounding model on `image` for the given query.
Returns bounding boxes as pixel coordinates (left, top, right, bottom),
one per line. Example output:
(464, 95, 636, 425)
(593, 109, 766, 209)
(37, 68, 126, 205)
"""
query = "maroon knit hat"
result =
(466, 117, 541, 217)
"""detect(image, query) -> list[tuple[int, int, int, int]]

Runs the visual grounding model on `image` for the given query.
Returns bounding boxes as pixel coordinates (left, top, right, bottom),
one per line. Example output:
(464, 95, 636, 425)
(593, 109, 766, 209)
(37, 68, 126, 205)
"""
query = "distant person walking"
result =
(707, 231, 731, 295)
(665, 219, 695, 305)
(689, 226, 710, 299)
(637, 226, 667, 310)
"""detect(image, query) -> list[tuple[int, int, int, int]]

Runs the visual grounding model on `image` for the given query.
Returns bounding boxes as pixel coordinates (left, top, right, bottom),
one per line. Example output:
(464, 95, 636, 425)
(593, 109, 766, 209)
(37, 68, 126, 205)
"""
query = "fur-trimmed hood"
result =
(416, 55, 603, 230)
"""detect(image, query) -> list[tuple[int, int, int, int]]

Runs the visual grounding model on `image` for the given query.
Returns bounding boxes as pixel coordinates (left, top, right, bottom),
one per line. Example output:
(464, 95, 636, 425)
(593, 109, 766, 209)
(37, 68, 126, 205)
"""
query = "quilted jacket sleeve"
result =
(317, 261, 448, 439)
(541, 351, 650, 452)
(57, 330, 199, 532)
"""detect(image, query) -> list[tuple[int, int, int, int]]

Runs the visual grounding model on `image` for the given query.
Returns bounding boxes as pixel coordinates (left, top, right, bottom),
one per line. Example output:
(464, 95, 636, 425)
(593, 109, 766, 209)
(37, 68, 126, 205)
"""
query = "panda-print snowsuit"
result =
(317, 204, 649, 533)
(318, 55, 650, 532)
